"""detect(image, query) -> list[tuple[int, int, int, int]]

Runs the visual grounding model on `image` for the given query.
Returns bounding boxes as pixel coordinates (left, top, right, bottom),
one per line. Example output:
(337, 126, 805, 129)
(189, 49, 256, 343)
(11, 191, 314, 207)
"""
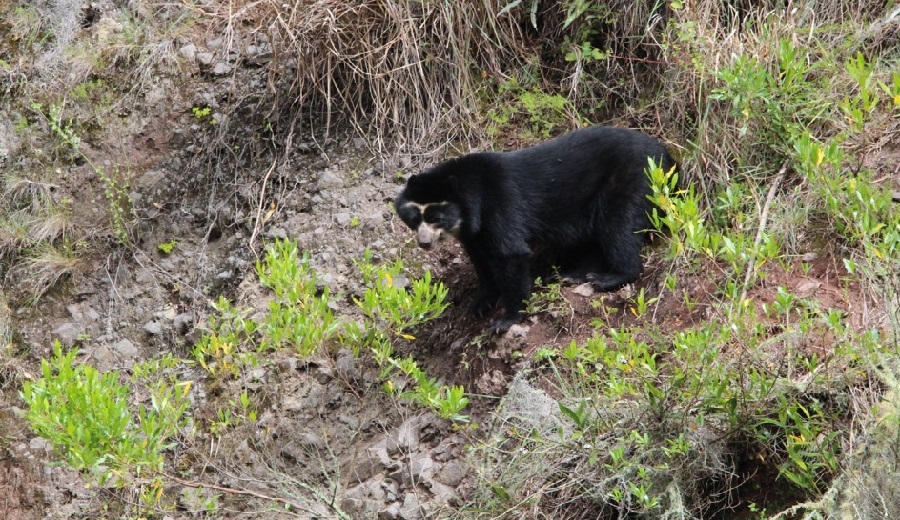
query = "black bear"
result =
(394, 125, 676, 333)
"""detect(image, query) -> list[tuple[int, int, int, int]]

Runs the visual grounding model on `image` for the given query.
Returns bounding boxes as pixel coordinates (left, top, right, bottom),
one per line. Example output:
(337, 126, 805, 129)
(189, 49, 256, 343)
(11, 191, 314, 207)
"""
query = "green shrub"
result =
(21, 342, 190, 494)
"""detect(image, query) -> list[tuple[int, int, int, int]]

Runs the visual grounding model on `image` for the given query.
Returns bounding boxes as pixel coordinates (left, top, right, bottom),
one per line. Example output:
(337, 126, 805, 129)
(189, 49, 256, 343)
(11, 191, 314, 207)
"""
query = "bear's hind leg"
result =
(585, 236, 643, 292)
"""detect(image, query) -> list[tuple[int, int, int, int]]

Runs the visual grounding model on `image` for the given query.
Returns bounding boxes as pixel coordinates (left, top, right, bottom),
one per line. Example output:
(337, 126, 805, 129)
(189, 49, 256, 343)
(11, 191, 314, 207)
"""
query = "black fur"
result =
(394, 125, 676, 333)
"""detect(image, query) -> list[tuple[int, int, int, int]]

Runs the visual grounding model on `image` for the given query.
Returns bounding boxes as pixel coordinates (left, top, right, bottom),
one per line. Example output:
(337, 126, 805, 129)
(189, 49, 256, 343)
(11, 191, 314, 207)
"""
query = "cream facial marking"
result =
(399, 201, 458, 250)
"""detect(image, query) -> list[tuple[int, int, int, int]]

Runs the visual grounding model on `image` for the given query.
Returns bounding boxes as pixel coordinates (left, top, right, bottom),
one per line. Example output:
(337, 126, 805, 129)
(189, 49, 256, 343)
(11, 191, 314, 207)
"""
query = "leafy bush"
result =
(192, 240, 466, 421)
(21, 342, 190, 496)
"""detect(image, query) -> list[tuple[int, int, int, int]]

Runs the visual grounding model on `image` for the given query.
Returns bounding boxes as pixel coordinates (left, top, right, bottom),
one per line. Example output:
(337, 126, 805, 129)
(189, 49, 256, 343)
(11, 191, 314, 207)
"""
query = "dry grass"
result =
(10, 244, 80, 305)
(0, 212, 32, 263)
(29, 205, 76, 245)
(191, 0, 531, 154)
(3, 176, 58, 214)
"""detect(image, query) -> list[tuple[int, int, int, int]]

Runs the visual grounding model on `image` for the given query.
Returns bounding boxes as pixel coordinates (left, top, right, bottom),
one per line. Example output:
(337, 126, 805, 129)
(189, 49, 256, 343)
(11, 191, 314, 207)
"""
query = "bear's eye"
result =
(423, 202, 459, 229)
(423, 205, 446, 225)
(398, 204, 422, 228)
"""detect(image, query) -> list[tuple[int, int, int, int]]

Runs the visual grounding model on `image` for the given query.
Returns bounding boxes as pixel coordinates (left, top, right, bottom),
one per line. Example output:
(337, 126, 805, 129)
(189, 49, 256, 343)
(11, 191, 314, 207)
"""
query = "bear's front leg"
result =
(463, 244, 500, 317)
(488, 253, 531, 334)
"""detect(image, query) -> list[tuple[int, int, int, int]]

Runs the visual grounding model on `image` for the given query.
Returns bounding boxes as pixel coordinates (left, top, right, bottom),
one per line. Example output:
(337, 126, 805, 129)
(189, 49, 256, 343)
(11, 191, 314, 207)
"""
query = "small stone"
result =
(379, 503, 401, 519)
(67, 304, 83, 321)
(173, 312, 195, 335)
(505, 323, 529, 338)
(436, 461, 466, 487)
(211, 62, 232, 75)
(317, 168, 344, 189)
(796, 281, 822, 298)
(800, 252, 818, 262)
(428, 480, 456, 504)
(341, 494, 380, 519)
(382, 479, 401, 502)
(143, 321, 162, 335)
(29, 437, 50, 452)
(249, 368, 267, 382)
(387, 417, 421, 454)
(409, 456, 434, 483)
(335, 212, 352, 226)
(299, 432, 324, 450)
(112, 338, 138, 357)
(572, 283, 595, 297)
(51, 322, 81, 347)
(266, 227, 288, 239)
(84, 307, 100, 322)
(398, 493, 422, 520)
(335, 350, 360, 381)
(196, 52, 214, 66)
(178, 43, 196, 60)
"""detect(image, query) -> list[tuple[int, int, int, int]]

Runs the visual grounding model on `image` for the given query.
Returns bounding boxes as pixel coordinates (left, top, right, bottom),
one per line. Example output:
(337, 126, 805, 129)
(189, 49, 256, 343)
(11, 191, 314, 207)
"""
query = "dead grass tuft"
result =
(194, 0, 534, 154)
(3, 176, 59, 214)
(9, 244, 80, 305)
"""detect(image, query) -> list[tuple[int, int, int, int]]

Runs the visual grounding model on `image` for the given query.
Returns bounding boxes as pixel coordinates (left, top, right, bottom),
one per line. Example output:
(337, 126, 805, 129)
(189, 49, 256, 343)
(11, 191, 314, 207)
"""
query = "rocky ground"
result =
(0, 3, 492, 518)
(2, 2, 896, 519)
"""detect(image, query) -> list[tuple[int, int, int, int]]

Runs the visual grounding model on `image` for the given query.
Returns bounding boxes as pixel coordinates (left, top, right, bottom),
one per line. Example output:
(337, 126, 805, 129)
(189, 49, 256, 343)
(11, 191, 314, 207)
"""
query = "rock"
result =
(572, 282, 595, 297)
(265, 227, 288, 239)
(28, 437, 50, 452)
(173, 312, 195, 335)
(364, 210, 384, 229)
(335, 212, 352, 226)
(211, 63, 232, 75)
(177, 43, 196, 60)
(299, 432, 325, 450)
(352, 137, 367, 150)
(435, 461, 466, 487)
(196, 52, 214, 66)
(409, 455, 435, 483)
(112, 338, 138, 357)
(51, 322, 81, 347)
(345, 444, 392, 482)
(317, 168, 344, 189)
(336, 349, 360, 380)
(83, 307, 100, 322)
(379, 503, 401, 519)
(398, 493, 422, 520)
(387, 416, 423, 454)
(341, 484, 381, 519)
(67, 304, 82, 321)
(505, 323, 529, 338)
(382, 479, 401, 502)
(249, 368, 267, 382)
(427, 480, 456, 504)
(796, 281, 821, 298)
(143, 321, 162, 335)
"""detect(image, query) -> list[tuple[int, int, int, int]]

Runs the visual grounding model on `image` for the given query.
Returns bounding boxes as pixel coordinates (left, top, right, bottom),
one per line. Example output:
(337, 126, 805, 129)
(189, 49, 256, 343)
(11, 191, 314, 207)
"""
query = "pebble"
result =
(143, 321, 162, 335)
(212, 63, 232, 76)
(177, 43, 196, 60)
(436, 461, 466, 487)
(112, 338, 138, 357)
(51, 322, 81, 347)
(399, 493, 422, 520)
